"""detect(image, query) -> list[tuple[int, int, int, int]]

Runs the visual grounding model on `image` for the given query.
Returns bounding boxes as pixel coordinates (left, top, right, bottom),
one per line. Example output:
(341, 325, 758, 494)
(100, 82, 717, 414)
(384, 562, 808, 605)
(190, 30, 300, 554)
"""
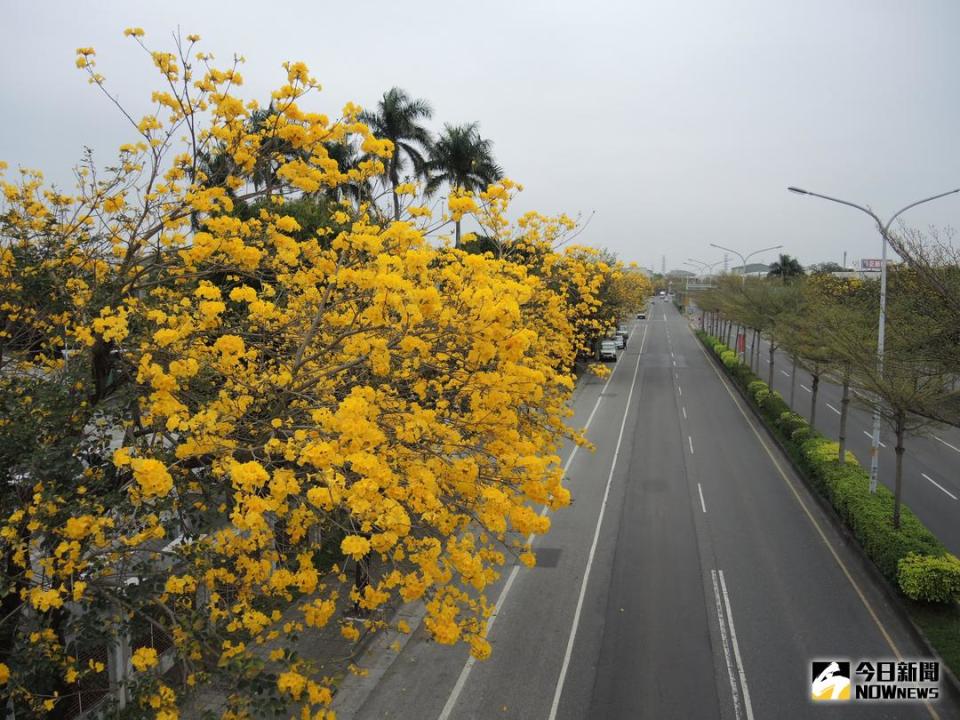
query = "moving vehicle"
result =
(599, 339, 618, 361)
(636, 310, 646, 319)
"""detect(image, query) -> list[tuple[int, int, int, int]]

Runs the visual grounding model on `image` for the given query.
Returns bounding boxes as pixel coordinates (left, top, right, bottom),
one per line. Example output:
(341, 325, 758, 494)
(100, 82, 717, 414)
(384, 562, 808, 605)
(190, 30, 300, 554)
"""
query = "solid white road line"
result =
(827, 403, 841, 415)
(863, 430, 887, 448)
(678, 386, 682, 397)
(439, 325, 648, 720)
(922, 473, 958, 501)
(935, 435, 960, 454)
(711, 570, 743, 720)
(688, 436, 695, 455)
(780, 370, 790, 377)
(698, 483, 707, 513)
(545, 326, 648, 720)
(719, 570, 755, 720)
(801, 384, 811, 393)
(682, 406, 687, 420)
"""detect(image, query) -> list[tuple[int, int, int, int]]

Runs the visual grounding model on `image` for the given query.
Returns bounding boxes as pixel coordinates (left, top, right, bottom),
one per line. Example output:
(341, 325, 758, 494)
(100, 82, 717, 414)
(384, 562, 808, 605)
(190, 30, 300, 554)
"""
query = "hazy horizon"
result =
(3, 0, 960, 271)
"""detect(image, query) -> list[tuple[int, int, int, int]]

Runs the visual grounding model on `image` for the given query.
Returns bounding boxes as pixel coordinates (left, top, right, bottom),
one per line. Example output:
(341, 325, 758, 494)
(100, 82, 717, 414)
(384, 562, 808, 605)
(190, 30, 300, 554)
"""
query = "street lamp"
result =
(708, 243, 781, 362)
(709, 243, 783, 285)
(686, 257, 725, 279)
(787, 185, 960, 493)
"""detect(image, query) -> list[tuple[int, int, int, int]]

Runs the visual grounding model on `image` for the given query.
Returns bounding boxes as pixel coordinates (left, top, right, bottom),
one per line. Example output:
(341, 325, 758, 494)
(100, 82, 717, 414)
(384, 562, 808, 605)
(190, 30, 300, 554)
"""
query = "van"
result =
(599, 340, 618, 361)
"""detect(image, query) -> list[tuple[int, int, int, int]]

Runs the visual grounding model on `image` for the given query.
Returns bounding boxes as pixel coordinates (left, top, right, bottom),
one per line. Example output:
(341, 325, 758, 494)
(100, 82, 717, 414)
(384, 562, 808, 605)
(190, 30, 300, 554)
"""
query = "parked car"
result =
(599, 339, 618, 361)
(614, 333, 626, 349)
(618, 325, 630, 340)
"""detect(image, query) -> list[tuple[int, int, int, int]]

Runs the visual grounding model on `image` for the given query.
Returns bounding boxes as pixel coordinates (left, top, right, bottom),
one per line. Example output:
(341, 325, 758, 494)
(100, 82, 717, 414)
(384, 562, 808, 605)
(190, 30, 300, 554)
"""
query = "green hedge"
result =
(695, 329, 960, 603)
(899, 554, 960, 603)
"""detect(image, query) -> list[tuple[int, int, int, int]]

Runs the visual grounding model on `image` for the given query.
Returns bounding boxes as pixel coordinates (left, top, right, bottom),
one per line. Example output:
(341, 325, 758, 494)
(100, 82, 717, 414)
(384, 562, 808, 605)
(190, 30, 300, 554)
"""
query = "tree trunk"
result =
(789, 356, 798, 407)
(810, 370, 820, 428)
(767, 342, 776, 387)
(354, 556, 371, 616)
(893, 411, 905, 529)
(455, 219, 462, 248)
(839, 369, 850, 464)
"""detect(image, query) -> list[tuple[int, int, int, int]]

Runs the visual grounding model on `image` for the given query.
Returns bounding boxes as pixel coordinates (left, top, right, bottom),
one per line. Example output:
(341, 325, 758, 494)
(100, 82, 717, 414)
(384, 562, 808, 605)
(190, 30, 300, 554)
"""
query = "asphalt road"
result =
(337, 302, 957, 720)
(728, 327, 960, 555)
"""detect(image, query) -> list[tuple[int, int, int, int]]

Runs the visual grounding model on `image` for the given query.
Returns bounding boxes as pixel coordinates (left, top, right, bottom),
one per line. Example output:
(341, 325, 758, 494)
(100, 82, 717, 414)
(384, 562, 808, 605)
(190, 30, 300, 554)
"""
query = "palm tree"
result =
(324, 140, 369, 205)
(768, 253, 805, 282)
(360, 88, 434, 220)
(425, 122, 503, 247)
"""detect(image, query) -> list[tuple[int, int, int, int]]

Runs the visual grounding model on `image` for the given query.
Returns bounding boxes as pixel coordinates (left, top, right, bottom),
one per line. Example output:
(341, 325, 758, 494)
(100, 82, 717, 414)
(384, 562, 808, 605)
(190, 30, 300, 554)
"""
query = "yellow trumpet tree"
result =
(0, 31, 638, 719)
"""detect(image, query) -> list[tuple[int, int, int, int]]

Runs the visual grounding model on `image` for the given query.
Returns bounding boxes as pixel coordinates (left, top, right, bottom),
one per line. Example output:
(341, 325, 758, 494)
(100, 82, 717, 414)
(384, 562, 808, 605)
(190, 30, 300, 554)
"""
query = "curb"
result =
(330, 601, 428, 718)
(694, 329, 960, 706)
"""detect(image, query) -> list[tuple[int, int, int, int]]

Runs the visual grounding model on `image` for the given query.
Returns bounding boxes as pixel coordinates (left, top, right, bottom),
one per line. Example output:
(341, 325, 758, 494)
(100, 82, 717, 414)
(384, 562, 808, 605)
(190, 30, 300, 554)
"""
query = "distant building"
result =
(730, 262, 772, 277)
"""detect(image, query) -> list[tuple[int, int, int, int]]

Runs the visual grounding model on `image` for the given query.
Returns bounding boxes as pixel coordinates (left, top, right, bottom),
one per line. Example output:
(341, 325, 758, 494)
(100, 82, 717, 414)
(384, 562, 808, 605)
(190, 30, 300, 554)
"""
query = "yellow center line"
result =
(688, 326, 939, 720)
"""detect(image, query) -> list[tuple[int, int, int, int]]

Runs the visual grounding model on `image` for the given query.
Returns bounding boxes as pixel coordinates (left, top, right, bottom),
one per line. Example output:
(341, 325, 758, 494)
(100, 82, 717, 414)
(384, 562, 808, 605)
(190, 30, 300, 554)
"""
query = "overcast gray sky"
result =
(3, 0, 960, 271)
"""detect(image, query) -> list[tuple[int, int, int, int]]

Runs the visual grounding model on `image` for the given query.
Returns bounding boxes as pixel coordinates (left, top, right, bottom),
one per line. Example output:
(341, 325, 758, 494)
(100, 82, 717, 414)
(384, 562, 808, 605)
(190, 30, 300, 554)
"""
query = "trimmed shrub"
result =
(714, 343, 727, 356)
(778, 411, 807, 436)
(791, 426, 814, 443)
(721, 351, 738, 369)
(748, 380, 768, 396)
(898, 553, 960, 603)
(761, 391, 790, 423)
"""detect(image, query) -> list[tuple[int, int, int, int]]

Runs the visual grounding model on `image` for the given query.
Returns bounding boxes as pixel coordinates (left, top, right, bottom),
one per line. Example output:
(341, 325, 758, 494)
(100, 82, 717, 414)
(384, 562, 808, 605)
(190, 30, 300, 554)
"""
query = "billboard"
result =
(860, 258, 884, 270)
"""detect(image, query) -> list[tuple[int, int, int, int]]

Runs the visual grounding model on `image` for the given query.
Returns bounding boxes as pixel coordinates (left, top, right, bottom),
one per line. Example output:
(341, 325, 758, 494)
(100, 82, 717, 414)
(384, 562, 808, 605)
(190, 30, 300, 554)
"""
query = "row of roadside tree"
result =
(697, 269, 958, 529)
(0, 30, 649, 720)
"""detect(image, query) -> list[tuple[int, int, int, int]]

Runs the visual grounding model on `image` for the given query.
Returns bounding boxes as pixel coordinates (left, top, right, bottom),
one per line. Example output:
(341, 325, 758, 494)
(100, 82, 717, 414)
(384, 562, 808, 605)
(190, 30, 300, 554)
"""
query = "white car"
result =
(614, 334, 626, 349)
(599, 340, 618, 361)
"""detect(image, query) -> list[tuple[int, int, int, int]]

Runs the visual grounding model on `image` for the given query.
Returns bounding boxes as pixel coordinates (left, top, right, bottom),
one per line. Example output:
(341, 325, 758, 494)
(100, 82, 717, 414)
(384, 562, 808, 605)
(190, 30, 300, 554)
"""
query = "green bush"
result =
(714, 343, 727, 356)
(721, 351, 738, 369)
(898, 553, 960, 603)
(748, 380, 768, 396)
(761, 391, 790, 422)
(778, 411, 807, 435)
(791, 426, 814, 443)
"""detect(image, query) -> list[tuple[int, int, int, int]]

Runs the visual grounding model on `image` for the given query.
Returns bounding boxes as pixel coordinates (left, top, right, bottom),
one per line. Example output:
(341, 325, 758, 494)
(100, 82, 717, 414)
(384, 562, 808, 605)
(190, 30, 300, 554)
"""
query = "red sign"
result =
(861, 258, 884, 270)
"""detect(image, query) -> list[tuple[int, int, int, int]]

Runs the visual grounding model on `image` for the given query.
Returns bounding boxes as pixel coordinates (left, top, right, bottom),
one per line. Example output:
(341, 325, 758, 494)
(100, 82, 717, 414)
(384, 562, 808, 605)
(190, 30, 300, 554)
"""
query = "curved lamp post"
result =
(787, 185, 960, 492)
